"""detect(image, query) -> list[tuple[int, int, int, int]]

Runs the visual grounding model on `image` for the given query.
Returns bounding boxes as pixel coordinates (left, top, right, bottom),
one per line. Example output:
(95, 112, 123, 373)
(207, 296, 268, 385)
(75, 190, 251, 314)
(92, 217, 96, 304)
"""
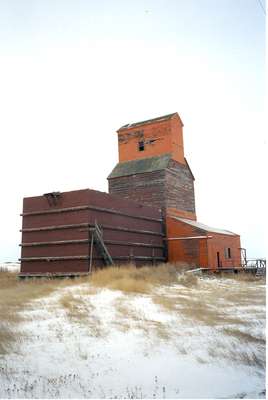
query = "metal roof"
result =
(172, 216, 238, 236)
(108, 154, 171, 179)
(118, 113, 179, 131)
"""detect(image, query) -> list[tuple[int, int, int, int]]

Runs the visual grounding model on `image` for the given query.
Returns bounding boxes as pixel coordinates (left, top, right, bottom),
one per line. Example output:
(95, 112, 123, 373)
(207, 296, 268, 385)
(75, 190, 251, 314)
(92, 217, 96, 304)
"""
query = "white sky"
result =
(0, 0, 266, 261)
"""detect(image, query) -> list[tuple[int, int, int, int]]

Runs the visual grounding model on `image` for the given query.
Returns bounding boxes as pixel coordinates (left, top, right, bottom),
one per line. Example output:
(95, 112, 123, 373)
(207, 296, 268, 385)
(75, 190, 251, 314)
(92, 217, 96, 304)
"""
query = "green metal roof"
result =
(108, 154, 171, 179)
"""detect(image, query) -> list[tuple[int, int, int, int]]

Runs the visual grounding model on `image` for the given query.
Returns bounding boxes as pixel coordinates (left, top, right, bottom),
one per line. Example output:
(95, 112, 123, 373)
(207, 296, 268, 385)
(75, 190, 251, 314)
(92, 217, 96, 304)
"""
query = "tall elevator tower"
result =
(108, 112, 196, 221)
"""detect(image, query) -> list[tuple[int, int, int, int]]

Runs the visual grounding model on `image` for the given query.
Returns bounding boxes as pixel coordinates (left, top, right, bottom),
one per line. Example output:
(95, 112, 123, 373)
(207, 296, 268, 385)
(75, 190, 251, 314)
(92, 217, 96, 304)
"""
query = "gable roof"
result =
(172, 216, 238, 236)
(108, 153, 171, 179)
(118, 112, 183, 131)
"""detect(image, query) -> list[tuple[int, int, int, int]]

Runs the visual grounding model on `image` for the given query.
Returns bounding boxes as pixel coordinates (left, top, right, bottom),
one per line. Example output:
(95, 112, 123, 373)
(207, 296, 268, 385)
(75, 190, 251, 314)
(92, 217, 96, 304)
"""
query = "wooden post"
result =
(89, 232, 94, 274)
(152, 248, 155, 266)
(129, 248, 134, 265)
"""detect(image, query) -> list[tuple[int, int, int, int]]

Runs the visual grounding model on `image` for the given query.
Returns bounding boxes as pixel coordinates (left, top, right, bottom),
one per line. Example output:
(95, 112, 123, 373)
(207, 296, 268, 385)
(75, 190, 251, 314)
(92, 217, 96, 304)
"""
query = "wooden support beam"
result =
(164, 236, 212, 240)
(21, 205, 162, 223)
(20, 255, 165, 262)
(20, 256, 89, 261)
(20, 239, 89, 246)
(20, 239, 164, 249)
(21, 223, 164, 236)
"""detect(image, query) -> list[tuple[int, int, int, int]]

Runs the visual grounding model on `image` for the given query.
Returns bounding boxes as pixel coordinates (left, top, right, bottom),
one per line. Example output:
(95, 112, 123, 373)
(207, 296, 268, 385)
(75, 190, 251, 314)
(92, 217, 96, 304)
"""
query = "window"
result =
(138, 141, 145, 151)
(224, 247, 232, 259)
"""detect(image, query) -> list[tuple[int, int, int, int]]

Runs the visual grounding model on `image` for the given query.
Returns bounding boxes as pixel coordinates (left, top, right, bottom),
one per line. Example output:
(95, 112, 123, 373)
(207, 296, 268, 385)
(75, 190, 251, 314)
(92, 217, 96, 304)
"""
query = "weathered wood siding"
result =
(20, 189, 165, 276)
(108, 158, 196, 218)
(108, 170, 166, 210)
(165, 159, 196, 216)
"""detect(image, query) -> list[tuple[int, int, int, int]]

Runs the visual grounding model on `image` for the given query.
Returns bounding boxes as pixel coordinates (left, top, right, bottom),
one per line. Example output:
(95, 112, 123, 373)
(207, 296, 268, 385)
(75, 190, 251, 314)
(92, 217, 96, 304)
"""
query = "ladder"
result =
(89, 221, 114, 269)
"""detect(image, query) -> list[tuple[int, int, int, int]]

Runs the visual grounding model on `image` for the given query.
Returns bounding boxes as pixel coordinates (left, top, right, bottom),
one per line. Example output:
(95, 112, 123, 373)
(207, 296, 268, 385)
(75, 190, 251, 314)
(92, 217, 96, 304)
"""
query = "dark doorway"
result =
(217, 252, 221, 268)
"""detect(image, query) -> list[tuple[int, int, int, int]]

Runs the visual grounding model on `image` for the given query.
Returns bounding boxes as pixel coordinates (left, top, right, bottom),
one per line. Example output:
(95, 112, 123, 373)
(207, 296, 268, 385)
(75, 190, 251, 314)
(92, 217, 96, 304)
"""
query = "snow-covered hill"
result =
(0, 269, 265, 398)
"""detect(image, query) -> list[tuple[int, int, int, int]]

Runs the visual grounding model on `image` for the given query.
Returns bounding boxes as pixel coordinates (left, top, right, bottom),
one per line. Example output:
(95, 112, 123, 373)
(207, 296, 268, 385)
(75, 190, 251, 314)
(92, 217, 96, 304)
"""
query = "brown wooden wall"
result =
(108, 170, 166, 210)
(20, 189, 165, 276)
(165, 159, 196, 217)
(108, 159, 196, 219)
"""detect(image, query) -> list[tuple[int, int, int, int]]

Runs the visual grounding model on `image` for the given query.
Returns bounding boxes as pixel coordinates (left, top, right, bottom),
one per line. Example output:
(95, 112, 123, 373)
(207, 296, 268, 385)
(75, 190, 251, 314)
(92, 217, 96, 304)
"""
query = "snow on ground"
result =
(0, 276, 266, 399)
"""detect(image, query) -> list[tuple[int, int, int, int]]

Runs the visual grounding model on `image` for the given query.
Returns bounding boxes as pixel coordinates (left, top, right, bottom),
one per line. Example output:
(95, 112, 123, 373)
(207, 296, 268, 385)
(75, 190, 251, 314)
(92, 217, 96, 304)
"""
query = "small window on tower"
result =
(138, 141, 145, 151)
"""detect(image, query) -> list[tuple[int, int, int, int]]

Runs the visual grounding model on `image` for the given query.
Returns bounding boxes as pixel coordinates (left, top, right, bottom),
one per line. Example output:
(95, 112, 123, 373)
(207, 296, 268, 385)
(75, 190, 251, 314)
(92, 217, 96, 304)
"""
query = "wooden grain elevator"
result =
(20, 112, 241, 276)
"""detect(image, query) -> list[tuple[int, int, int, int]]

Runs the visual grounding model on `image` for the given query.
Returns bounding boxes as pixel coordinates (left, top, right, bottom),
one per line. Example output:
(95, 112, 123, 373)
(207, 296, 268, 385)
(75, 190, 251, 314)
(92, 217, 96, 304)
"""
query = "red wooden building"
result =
(166, 216, 241, 269)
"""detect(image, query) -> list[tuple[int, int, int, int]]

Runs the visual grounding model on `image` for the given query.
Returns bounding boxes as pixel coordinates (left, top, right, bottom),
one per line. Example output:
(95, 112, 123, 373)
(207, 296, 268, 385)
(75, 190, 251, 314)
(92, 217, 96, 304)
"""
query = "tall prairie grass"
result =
(89, 262, 193, 293)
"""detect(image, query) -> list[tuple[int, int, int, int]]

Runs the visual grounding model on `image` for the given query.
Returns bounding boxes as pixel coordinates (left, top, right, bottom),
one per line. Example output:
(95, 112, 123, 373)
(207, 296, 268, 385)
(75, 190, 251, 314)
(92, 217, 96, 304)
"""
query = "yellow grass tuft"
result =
(89, 263, 192, 293)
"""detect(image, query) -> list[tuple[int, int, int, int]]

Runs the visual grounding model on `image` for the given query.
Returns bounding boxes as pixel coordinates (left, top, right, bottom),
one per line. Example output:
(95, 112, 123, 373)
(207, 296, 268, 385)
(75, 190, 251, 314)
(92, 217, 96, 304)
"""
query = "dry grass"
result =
(59, 292, 105, 337)
(223, 328, 266, 345)
(223, 272, 266, 282)
(112, 296, 172, 341)
(153, 273, 265, 327)
(89, 262, 191, 293)
(207, 339, 265, 368)
(0, 272, 81, 354)
(153, 293, 244, 326)
(0, 264, 265, 357)
(152, 276, 265, 367)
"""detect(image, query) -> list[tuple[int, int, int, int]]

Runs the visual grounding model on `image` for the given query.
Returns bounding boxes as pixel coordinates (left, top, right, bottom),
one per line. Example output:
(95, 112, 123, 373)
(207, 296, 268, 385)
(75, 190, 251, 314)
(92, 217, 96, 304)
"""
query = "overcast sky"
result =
(0, 0, 265, 262)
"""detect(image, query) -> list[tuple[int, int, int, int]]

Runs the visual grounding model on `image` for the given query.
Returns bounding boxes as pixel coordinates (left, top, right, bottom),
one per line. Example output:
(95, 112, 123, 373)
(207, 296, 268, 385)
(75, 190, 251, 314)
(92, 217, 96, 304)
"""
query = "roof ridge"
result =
(118, 113, 178, 131)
